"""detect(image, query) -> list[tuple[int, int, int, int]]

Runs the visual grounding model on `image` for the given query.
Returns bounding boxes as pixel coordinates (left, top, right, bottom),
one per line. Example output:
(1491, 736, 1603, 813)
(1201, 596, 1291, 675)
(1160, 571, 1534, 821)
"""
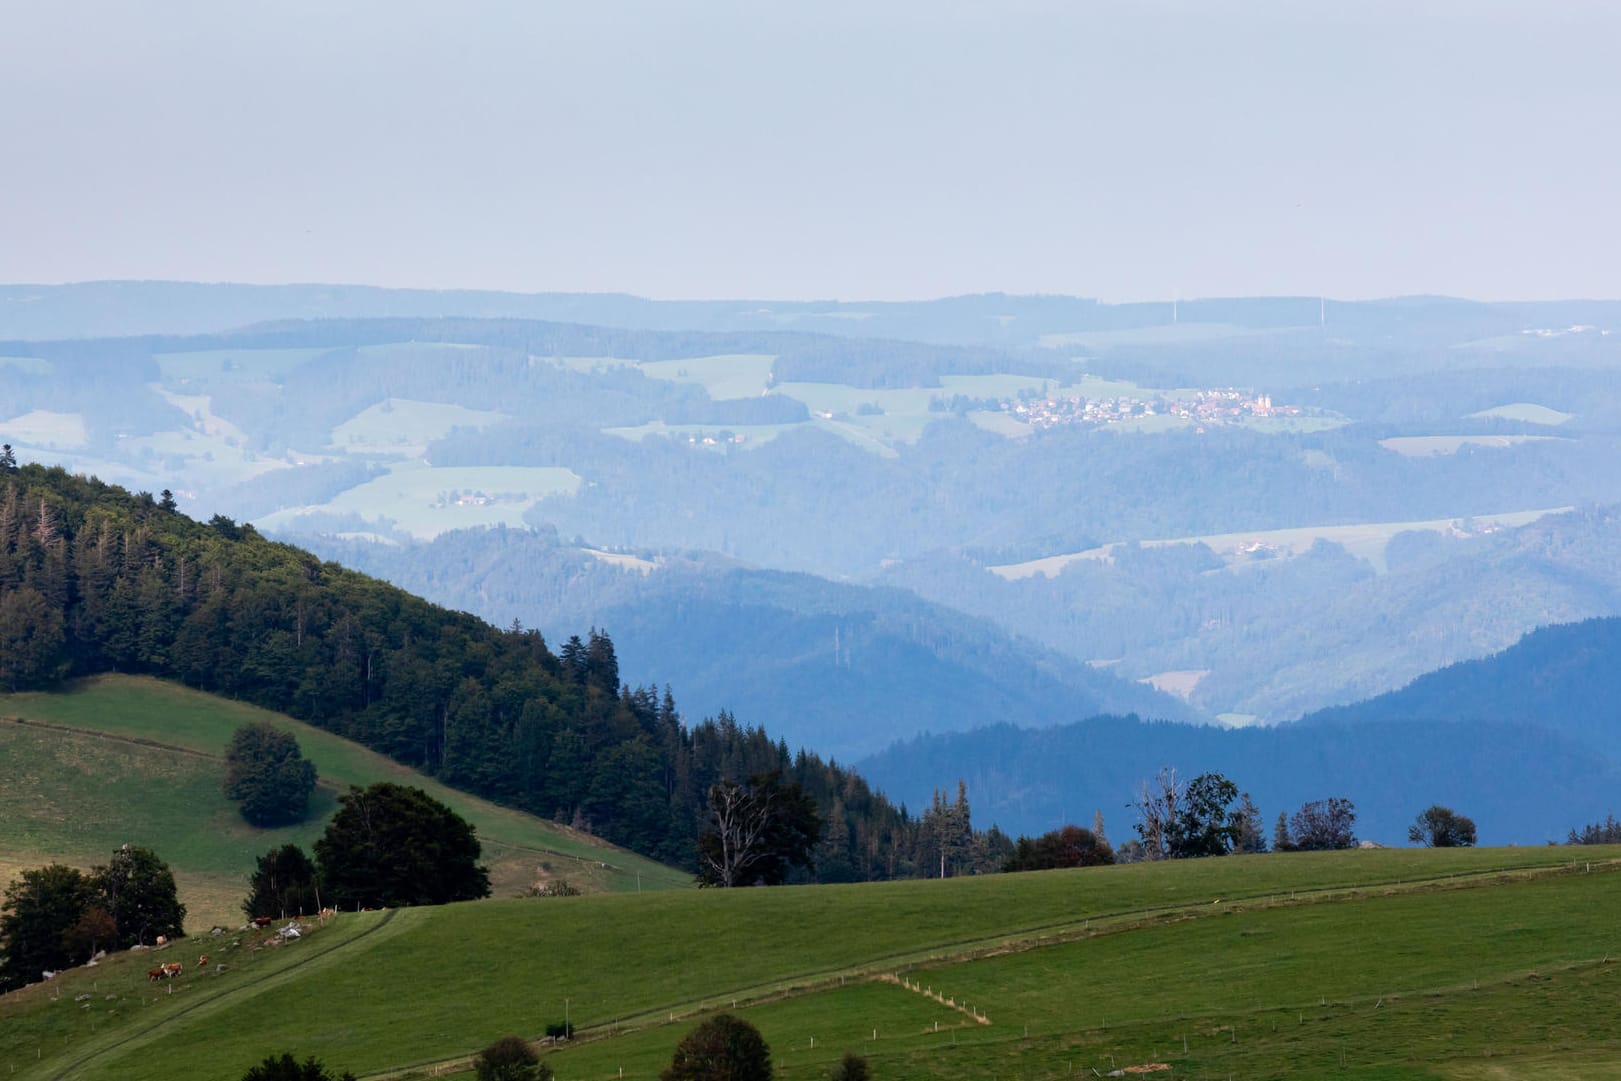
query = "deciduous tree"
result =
(314, 783, 491, 908)
(474, 1035, 550, 1081)
(224, 722, 318, 828)
(0, 864, 98, 992)
(1408, 805, 1476, 847)
(1003, 825, 1114, 872)
(240, 1052, 357, 1081)
(661, 1014, 772, 1081)
(1290, 798, 1358, 851)
(93, 843, 186, 949)
(1131, 769, 1243, 859)
(697, 772, 822, 887)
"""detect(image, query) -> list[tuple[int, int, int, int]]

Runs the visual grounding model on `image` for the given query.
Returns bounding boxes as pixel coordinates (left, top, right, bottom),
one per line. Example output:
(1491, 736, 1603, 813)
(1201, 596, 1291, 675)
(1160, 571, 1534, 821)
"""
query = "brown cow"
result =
(160, 961, 183, 978)
(197, 954, 209, 968)
(147, 968, 164, 982)
(250, 916, 274, 928)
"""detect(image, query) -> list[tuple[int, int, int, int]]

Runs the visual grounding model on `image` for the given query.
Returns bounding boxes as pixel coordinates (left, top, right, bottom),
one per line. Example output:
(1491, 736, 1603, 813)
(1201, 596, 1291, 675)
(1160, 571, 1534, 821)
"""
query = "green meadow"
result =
(1, 845, 1612, 1081)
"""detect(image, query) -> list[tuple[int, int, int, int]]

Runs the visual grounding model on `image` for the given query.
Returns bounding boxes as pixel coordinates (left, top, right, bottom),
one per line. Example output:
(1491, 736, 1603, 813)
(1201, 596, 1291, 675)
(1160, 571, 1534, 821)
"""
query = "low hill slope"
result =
(2, 846, 1614, 1081)
(0, 675, 689, 928)
(1301, 616, 1621, 759)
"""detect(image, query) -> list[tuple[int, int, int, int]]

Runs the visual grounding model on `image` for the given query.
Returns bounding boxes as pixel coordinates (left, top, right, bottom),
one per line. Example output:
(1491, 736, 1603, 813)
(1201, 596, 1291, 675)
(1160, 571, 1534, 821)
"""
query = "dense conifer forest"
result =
(0, 463, 998, 880)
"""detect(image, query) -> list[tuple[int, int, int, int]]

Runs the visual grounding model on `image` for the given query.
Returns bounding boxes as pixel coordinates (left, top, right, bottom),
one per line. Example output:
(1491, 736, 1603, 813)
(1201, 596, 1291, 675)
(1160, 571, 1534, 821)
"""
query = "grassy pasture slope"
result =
(0, 676, 688, 927)
(3, 847, 1614, 1080)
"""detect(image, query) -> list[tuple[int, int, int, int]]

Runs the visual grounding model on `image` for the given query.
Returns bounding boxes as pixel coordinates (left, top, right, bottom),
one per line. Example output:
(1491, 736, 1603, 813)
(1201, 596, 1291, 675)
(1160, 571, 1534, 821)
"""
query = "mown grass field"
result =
(0, 677, 689, 928)
(2, 844, 1615, 1081)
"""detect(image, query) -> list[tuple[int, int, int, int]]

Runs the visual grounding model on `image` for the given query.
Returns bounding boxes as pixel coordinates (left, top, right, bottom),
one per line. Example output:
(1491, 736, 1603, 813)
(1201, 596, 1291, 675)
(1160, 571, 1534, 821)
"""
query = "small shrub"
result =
(661, 1014, 772, 1081)
(240, 1052, 356, 1081)
(831, 1052, 871, 1080)
(474, 1035, 550, 1081)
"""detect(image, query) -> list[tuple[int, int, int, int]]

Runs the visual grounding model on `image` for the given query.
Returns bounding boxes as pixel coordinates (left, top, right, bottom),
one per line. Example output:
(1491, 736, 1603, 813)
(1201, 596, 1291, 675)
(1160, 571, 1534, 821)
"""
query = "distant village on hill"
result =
(1005, 388, 1301, 430)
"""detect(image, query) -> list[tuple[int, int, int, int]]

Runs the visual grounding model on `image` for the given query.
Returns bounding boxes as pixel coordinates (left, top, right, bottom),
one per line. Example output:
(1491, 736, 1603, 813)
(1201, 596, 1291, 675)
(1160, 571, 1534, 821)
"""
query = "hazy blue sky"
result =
(3, 1, 1616, 302)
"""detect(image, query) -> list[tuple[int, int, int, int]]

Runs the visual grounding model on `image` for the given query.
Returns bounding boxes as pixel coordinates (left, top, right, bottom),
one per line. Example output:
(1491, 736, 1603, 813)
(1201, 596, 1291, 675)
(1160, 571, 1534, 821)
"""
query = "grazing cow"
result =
(160, 961, 183, 979)
(251, 916, 274, 928)
(155, 935, 167, 947)
(196, 954, 209, 968)
(147, 968, 164, 983)
(318, 907, 336, 920)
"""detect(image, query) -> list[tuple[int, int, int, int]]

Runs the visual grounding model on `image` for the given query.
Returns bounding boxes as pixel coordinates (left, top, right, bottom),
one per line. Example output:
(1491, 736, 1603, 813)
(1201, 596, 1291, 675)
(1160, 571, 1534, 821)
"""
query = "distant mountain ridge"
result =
(7, 280, 1621, 348)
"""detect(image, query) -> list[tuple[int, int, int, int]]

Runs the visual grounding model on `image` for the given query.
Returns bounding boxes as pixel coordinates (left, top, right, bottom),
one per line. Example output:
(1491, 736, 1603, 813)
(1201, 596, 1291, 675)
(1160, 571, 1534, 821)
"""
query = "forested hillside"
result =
(1301, 616, 1621, 758)
(0, 463, 982, 881)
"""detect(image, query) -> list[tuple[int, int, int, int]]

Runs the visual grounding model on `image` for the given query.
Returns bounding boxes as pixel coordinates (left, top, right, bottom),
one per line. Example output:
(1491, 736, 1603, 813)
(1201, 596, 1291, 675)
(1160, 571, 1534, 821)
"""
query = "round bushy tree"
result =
(240, 1052, 356, 1081)
(474, 1035, 550, 1081)
(225, 723, 318, 827)
(314, 783, 491, 908)
(830, 1053, 870, 1081)
(661, 1014, 772, 1081)
(1408, 805, 1477, 847)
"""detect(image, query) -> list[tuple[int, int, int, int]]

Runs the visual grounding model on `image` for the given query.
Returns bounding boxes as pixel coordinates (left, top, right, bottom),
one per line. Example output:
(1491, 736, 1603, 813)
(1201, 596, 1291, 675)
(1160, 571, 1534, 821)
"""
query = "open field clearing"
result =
(3, 849, 1612, 1080)
(581, 548, 660, 573)
(255, 462, 581, 539)
(1138, 669, 1210, 700)
(151, 387, 255, 443)
(990, 507, 1574, 579)
(1468, 402, 1576, 426)
(329, 398, 509, 457)
(0, 676, 688, 928)
(1379, 435, 1569, 456)
(0, 410, 87, 449)
(639, 354, 777, 399)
